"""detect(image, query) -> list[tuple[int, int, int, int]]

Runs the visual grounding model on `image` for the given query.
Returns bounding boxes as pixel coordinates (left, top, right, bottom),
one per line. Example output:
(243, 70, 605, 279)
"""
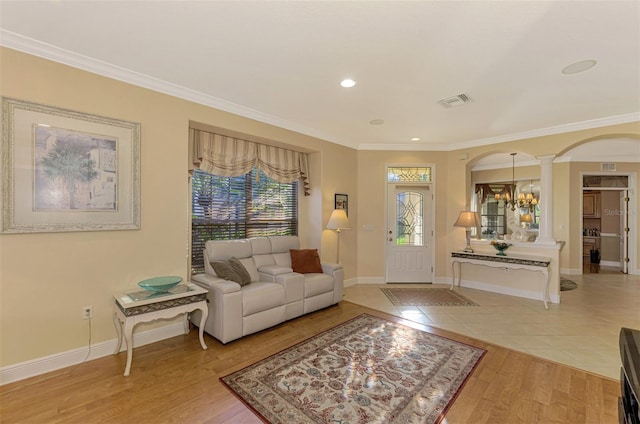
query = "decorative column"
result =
(536, 154, 557, 245)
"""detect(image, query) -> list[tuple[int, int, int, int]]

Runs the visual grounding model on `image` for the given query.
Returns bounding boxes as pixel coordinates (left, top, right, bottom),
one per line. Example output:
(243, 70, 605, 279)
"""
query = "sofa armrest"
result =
(258, 264, 294, 280)
(321, 263, 344, 304)
(191, 273, 241, 294)
(321, 263, 343, 275)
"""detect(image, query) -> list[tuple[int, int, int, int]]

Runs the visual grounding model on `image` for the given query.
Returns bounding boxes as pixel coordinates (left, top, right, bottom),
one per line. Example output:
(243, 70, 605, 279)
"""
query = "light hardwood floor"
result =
(0, 292, 624, 423)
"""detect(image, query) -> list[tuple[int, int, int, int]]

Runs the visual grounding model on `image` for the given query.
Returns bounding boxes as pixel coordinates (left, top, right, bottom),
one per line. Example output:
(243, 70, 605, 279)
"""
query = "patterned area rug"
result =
(221, 314, 485, 424)
(381, 288, 479, 306)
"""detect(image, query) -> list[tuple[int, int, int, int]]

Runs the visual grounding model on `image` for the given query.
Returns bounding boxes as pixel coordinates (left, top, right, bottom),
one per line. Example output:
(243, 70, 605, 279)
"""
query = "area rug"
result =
(380, 287, 479, 306)
(221, 314, 485, 424)
(560, 279, 578, 291)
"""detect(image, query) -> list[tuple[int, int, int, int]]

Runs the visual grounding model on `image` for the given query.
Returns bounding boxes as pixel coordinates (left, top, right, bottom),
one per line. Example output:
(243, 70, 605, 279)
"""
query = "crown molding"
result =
(0, 30, 344, 146)
(445, 113, 640, 151)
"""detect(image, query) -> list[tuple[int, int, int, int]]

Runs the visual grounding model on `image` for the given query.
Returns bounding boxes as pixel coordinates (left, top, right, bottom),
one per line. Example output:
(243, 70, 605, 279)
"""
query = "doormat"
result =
(221, 314, 485, 424)
(560, 279, 578, 291)
(381, 288, 479, 306)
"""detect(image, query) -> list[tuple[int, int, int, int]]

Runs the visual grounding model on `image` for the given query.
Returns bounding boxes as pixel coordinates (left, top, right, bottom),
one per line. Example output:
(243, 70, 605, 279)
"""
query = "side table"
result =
(113, 282, 208, 376)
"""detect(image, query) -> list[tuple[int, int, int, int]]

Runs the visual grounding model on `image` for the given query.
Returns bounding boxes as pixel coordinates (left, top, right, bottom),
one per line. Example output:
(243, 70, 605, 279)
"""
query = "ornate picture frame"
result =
(1, 97, 140, 233)
(334, 193, 348, 216)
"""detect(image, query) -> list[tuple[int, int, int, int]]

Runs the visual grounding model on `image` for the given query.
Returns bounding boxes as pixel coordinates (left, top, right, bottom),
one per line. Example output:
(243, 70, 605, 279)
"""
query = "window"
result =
(480, 196, 507, 237)
(191, 169, 298, 274)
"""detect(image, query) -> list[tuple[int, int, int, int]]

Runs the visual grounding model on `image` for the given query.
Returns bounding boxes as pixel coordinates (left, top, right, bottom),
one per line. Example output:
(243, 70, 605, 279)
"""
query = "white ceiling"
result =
(1, 1, 639, 151)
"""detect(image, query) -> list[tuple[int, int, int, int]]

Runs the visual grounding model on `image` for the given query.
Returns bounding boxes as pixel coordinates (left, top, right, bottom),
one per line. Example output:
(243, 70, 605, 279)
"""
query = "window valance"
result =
(475, 183, 514, 204)
(190, 128, 310, 196)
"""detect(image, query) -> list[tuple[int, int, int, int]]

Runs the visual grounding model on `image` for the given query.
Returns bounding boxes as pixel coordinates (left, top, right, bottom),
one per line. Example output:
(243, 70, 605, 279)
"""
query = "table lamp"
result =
(454, 211, 480, 253)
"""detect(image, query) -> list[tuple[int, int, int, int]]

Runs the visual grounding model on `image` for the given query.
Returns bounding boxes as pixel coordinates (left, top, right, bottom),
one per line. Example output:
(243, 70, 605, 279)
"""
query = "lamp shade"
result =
(454, 211, 480, 228)
(520, 213, 533, 223)
(327, 209, 351, 230)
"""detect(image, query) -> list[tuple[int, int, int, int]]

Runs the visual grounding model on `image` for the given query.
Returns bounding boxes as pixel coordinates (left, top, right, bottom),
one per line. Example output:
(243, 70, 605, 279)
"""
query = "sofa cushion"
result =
(242, 282, 285, 316)
(304, 273, 335, 297)
(269, 235, 300, 253)
(250, 237, 272, 255)
(206, 239, 252, 261)
(290, 249, 323, 274)
(211, 258, 251, 286)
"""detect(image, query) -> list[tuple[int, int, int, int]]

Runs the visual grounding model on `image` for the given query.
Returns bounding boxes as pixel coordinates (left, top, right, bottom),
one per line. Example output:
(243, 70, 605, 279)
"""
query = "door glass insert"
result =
(388, 167, 431, 183)
(396, 191, 423, 246)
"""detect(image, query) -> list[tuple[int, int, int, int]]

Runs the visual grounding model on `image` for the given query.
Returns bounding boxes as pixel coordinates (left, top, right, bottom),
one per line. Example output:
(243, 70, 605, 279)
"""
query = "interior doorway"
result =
(582, 175, 631, 274)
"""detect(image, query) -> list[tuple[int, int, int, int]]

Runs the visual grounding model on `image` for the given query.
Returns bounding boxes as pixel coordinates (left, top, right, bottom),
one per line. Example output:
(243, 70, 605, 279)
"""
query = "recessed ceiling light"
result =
(340, 79, 356, 88)
(562, 60, 597, 74)
(369, 119, 384, 125)
(411, 137, 421, 142)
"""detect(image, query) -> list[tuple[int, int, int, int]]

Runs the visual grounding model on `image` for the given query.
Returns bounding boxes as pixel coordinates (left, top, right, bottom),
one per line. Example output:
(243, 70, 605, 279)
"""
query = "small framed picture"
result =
(334, 193, 348, 215)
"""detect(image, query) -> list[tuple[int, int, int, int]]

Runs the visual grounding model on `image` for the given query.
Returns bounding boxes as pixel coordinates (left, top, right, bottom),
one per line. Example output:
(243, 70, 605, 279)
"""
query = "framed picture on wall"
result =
(1, 97, 141, 233)
(335, 193, 348, 215)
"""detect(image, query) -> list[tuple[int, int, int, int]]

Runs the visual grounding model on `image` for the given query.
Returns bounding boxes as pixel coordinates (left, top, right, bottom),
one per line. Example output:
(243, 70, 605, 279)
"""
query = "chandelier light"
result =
(518, 180, 539, 211)
(494, 153, 539, 212)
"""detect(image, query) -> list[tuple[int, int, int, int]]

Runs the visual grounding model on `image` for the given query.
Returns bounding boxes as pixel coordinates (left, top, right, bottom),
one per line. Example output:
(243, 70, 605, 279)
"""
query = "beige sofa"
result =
(190, 236, 343, 344)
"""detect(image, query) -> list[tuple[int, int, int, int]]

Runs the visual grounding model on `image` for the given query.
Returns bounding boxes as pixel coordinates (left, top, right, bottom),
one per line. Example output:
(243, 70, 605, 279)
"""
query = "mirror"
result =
(474, 180, 540, 241)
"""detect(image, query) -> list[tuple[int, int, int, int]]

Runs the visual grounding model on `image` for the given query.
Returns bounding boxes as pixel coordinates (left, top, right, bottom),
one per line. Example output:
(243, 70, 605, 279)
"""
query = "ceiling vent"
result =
(437, 93, 473, 108)
(601, 162, 616, 172)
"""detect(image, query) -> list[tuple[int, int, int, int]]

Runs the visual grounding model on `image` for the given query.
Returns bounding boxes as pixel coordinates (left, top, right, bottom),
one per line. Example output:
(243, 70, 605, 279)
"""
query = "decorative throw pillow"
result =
(290, 249, 323, 274)
(211, 260, 243, 285)
(229, 257, 252, 286)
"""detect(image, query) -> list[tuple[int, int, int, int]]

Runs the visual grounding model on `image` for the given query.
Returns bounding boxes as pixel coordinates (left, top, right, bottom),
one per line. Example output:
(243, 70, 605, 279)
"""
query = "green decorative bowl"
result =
(491, 242, 512, 256)
(138, 276, 182, 292)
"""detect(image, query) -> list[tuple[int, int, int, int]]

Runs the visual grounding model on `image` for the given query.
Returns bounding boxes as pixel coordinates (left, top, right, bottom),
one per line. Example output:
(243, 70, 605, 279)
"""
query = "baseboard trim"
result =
(350, 276, 386, 285)
(0, 321, 185, 385)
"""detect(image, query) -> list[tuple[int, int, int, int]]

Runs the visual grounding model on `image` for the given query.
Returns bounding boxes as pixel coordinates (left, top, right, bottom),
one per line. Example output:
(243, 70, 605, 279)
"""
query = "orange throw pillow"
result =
(290, 249, 323, 274)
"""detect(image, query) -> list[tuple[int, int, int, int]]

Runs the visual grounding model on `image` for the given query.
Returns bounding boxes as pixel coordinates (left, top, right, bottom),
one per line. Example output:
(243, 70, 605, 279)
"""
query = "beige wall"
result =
(356, 151, 450, 279)
(1, 47, 638, 370)
(0, 47, 357, 367)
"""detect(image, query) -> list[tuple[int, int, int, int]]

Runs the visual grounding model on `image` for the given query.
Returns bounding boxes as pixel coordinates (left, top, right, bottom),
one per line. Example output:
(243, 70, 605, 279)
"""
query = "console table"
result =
(113, 283, 208, 376)
(450, 251, 552, 309)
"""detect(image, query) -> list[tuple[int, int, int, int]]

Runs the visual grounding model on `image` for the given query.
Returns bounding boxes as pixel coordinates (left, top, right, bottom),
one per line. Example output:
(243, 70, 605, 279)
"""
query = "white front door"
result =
(385, 185, 433, 283)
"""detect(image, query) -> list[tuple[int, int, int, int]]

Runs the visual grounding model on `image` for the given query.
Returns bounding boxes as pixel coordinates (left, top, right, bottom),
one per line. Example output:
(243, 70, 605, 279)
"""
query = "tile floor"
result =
(343, 269, 640, 380)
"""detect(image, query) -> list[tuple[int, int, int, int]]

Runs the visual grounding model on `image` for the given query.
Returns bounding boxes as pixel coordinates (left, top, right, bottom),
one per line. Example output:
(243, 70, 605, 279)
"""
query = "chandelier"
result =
(494, 153, 539, 211)
(518, 180, 539, 211)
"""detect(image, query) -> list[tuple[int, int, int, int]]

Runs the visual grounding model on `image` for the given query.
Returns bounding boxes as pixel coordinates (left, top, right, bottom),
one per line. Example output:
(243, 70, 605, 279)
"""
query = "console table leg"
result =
(197, 302, 208, 350)
(123, 321, 135, 377)
(113, 311, 123, 355)
(183, 313, 189, 335)
(542, 268, 550, 310)
(450, 260, 461, 290)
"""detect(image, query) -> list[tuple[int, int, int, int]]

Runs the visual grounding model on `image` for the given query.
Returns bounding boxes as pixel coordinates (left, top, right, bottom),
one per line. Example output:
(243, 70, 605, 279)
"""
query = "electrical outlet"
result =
(82, 306, 93, 320)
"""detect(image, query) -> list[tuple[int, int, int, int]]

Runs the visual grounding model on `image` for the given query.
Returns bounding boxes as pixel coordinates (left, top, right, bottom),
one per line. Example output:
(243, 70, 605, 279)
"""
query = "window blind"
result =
(191, 169, 298, 274)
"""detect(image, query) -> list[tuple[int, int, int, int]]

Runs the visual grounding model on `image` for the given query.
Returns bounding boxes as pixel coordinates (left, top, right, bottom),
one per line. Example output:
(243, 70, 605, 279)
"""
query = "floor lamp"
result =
(454, 211, 480, 253)
(326, 209, 351, 263)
